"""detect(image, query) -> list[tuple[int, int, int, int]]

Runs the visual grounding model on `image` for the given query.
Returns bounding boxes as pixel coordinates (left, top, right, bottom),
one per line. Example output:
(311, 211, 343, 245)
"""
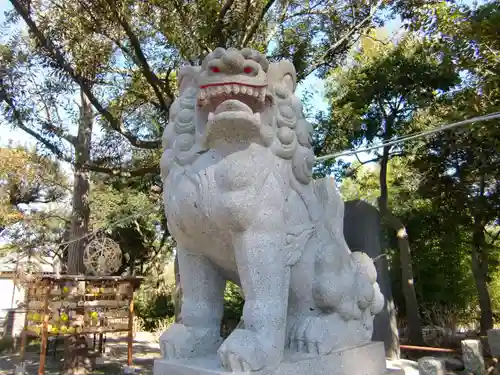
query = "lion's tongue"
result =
(214, 100, 253, 115)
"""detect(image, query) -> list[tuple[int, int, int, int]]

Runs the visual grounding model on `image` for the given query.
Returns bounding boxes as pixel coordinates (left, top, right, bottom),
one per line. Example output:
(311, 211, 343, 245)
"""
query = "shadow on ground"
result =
(0, 333, 161, 375)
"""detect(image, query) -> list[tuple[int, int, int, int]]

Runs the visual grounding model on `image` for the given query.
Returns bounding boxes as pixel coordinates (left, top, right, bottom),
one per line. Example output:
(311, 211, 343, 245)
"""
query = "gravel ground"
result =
(0, 332, 161, 375)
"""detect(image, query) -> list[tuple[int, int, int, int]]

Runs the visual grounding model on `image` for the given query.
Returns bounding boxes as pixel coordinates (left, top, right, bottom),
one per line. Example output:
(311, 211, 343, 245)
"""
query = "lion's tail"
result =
(311, 176, 346, 244)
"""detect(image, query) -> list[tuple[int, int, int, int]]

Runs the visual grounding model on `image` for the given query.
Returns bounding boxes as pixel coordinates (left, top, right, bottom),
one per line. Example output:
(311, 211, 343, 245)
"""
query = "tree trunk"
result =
(64, 90, 93, 375)
(66, 90, 93, 275)
(471, 185, 493, 336)
(378, 146, 424, 345)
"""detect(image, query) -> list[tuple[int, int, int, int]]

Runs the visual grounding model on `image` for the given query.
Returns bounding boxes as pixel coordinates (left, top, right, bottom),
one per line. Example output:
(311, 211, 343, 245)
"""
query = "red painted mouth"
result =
(199, 82, 267, 89)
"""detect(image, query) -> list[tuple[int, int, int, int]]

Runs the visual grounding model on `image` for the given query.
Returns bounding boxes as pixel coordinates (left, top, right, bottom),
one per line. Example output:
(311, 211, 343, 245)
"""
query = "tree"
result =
(402, 0, 500, 335)
(0, 145, 68, 233)
(322, 32, 460, 344)
(340, 159, 478, 333)
(0, 145, 69, 269)
(0, 0, 392, 334)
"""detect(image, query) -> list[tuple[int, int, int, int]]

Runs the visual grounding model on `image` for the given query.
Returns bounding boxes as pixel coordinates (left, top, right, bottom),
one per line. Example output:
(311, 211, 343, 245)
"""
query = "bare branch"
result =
(40, 99, 77, 144)
(301, 0, 384, 79)
(361, 33, 389, 45)
(1, 87, 72, 162)
(2, 85, 159, 178)
(88, 164, 159, 177)
(212, 0, 236, 46)
(241, 0, 277, 47)
(9, 0, 161, 149)
(345, 157, 380, 177)
(105, 0, 173, 111)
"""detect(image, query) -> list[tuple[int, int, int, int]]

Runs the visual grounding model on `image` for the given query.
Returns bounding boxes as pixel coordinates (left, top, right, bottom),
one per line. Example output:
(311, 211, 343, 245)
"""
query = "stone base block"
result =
(154, 342, 390, 375)
(14, 364, 26, 375)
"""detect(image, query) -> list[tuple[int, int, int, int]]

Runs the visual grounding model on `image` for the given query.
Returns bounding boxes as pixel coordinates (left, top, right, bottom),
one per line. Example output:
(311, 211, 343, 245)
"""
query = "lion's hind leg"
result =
(288, 239, 384, 355)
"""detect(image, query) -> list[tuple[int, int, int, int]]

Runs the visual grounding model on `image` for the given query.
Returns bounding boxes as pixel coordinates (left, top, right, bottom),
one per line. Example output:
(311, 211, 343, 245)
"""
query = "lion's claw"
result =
(287, 314, 371, 355)
(220, 351, 252, 372)
(218, 329, 277, 372)
(159, 323, 222, 359)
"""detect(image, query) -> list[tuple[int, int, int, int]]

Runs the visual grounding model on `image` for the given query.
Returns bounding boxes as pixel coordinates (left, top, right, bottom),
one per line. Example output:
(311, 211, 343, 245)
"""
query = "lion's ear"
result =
(177, 66, 201, 94)
(268, 60, 297, 92)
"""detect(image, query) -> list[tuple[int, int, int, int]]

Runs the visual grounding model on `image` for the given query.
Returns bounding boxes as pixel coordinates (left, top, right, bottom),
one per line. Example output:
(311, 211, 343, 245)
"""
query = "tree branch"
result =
(2, 85, 159, 178)
(105, 0, 173, 111)
(172, 0, 211, 54)
(1, 87, 72, 162)
(9, 0, 161, 149)
(301, 0, 383, 79)
(241, 0, 277, 47)
(486, 229, 500, 246)
(212, 0, 236, 46)
(88, 164, 159, 177)
(345, 157, 380, 177)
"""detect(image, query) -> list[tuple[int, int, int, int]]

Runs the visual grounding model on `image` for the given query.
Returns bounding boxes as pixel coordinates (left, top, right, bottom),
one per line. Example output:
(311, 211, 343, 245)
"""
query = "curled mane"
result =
(160, 63, 316, 187)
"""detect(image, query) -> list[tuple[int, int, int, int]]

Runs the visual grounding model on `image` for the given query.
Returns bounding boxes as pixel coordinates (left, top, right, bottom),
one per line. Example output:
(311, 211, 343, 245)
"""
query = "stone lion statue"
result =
(159, 47, 384, 373)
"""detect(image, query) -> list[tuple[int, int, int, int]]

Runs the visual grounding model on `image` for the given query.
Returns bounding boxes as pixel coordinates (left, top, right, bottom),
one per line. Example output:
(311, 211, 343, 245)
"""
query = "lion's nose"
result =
(221, 49, 245, 74)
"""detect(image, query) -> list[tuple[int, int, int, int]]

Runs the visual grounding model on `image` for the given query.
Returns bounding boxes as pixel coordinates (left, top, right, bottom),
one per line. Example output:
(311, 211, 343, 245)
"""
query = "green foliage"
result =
(0, 337, 15, 353)
(0, 145, 69, 264)
(340, 161, 478, 320)
(223, 282, 245, 324)
(322, 34, 459, 157)
(331, 1, 500, 333)
(134, 289, 176, 332)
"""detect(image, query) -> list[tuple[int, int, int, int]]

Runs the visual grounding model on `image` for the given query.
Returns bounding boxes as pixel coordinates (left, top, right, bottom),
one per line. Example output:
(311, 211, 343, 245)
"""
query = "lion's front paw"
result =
(288, 313, 371, 355)
(159, 323, 222, 359)
(217, 329, 279, 372)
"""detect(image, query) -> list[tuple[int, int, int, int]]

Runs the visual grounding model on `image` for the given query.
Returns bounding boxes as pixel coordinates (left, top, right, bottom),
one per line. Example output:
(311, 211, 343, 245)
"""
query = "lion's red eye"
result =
(211, 66, 220, 73)
(243, 67, 253, 74)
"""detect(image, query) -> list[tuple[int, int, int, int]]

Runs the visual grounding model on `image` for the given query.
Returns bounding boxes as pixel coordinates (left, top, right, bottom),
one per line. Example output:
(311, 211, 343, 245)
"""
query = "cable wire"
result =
(315, 111, 500, 163)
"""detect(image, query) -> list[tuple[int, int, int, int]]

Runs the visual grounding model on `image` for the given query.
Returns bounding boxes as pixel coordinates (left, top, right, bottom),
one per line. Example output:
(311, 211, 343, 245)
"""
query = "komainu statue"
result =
(159, 48, 384, 373)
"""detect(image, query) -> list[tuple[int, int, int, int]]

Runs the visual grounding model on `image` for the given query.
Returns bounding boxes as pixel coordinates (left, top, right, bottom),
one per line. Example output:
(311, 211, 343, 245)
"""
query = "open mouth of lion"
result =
(197, 83, 272, 125)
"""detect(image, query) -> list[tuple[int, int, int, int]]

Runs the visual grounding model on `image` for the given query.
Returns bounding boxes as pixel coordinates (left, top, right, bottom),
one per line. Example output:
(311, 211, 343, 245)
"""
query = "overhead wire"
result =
(5, 111, 500, 248)
(315, 111, 500, 162)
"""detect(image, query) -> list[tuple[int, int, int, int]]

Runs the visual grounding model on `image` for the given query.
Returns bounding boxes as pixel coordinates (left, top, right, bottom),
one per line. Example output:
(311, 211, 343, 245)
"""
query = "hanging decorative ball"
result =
(13, 264, 40, 286)
(83, 237, 122, 276)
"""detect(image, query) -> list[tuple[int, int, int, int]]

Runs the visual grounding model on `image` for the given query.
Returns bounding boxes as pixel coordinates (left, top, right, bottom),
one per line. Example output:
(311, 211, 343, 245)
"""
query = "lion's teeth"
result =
(240, 86, 247, 94)
(258, 88, 266, 102)
(232, 85, 240, 94)
(199, 90, 207, 100)
(224, 85, 232, 94)
(246, 87, 253, 96)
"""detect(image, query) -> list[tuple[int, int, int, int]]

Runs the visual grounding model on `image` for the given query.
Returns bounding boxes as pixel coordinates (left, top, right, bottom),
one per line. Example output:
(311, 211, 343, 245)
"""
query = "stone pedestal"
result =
(461, 339, 485, 375)
(417, 357, 445, 375)
(154, 342, 390, 375)
(488, 329, 500, 357)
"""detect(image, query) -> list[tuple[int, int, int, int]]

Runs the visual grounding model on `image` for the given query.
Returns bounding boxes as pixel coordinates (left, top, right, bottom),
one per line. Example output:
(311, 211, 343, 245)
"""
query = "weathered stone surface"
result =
(155, 342, 387, 375)
(386, 359, 419, 375)
(158, 48, 385, 373)
(344, 200, 400, 359)
(461, 339, 485, 375)
(417, 357, 445, 375)
(487, 329, 500, 357)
